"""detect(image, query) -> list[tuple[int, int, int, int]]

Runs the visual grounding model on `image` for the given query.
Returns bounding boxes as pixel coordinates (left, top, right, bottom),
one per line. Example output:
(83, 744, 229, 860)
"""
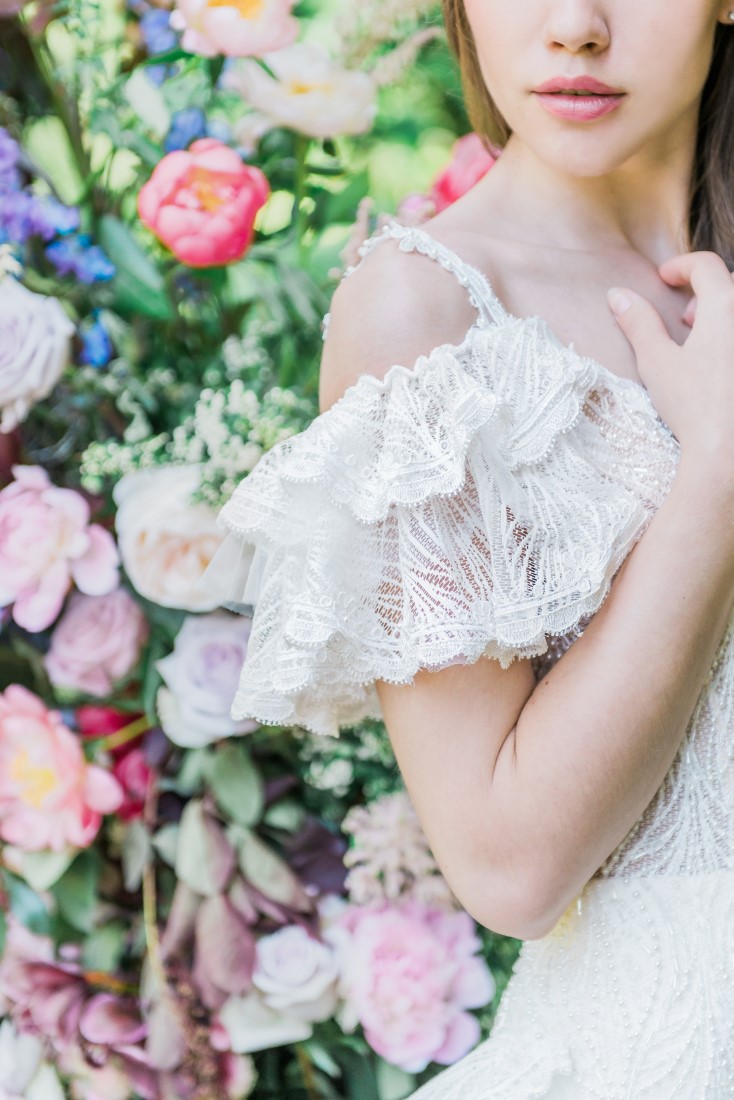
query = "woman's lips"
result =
(534, 92, 625, 121)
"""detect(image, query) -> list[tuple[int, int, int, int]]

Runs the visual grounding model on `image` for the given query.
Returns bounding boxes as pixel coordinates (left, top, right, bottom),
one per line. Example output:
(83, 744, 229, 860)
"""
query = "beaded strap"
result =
(321, 219, 508, 342)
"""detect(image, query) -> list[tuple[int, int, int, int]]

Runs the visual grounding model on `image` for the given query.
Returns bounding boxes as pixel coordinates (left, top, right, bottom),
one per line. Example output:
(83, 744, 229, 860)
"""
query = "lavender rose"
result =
(155, 611, 257, 747)
(0, 278, 74, 434)
(45, 588, 149, 697)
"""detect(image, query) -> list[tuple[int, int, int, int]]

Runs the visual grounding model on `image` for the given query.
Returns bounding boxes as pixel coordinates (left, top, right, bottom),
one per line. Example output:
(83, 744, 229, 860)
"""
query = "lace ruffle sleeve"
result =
(197, 323, 650, 737)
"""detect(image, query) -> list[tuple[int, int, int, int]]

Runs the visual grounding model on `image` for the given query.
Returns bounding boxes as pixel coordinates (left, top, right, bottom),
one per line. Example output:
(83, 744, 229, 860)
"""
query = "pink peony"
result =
(327, 900, 495, 1073)
(137, 139, 270, 267)
(170, 0, 299, 59)
(0, 685, 124, 852)
(429, 132, 501, 213)
(0, 465, 120, 632)
(45, 587, 148, 697)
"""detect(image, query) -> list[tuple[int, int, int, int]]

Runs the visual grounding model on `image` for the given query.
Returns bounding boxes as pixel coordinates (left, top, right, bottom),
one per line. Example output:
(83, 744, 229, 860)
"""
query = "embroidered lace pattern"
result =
(199, 218, 734, 1098)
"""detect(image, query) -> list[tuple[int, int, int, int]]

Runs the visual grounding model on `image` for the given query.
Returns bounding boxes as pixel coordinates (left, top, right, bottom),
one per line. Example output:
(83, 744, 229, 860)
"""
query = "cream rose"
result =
(223, 43, 377, 139)
(0, 278, 75, 434)
(112, 464, 224, 612)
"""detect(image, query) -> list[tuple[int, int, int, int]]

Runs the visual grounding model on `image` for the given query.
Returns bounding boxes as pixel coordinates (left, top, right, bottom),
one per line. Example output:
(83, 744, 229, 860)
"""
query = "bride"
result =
(201, 0, 734, 1094)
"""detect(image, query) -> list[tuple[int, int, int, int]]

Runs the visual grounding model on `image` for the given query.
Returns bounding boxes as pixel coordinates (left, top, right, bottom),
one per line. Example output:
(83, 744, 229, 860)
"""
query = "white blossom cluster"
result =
(80, 379, 313, 506)
(341, 790, 460, 910)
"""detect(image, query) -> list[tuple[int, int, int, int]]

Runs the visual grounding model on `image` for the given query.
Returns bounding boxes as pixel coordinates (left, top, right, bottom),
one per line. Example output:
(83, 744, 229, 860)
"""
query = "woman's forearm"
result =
(488, 459, 734, 935)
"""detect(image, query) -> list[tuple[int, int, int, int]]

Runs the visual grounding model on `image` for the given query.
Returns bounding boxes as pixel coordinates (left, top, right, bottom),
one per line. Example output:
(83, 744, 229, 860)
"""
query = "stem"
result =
(84, 715, 152, 753)
(294, 1043, 320, 1100)
(293, 134, 310, 266)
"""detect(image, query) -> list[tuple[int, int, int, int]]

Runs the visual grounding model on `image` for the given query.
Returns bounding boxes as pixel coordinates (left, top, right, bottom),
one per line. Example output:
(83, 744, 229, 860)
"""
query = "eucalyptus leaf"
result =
(3, 872, 51, 935)
(51, 850, 101, 933)
(210, 741, 265, 827)
(175, 799, 236, 896)
(121, 818, 152, 892)
(82, 921, 128, 973)
(151, 822, 180, 867)
(97, 214, 173, 320)
(19, 849, 75, 891)
(238, 828, 311, 909)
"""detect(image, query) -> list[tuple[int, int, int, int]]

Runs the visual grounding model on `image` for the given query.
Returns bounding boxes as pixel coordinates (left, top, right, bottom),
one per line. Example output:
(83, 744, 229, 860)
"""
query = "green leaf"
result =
(124, 68, 171, 138)
(376, 1058, 417, 1100)
(209, 741, 265, 827)
(19, 849, 75, 891)
(82, 920, 127, 973)
(175, 799, 236, 896)
(0, 907, 6, 960)
(262, 798, 305, 833)
(51, 850, 101, 933)
(97, 214, 173, 320)
(4, 871, 51, 935)
(121, 818, 152, 892)
(151, 822, 180, 866)
(238, 828, 311, 909)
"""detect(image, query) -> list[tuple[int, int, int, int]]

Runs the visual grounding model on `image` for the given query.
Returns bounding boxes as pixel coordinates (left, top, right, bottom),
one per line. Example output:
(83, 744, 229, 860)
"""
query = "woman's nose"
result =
(543, 0, 611, 53)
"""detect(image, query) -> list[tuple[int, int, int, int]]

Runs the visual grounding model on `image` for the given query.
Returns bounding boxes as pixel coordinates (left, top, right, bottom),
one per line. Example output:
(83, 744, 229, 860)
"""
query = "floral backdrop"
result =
(0, 1, 518, 1098)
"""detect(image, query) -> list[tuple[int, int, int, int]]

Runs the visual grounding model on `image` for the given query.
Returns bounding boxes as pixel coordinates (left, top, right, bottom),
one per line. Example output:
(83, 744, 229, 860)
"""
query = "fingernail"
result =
(607, 288, 632, 315)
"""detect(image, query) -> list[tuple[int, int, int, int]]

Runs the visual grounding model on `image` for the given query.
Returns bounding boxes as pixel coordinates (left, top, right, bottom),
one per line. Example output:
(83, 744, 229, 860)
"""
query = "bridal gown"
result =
(199, 219, 734, 1098)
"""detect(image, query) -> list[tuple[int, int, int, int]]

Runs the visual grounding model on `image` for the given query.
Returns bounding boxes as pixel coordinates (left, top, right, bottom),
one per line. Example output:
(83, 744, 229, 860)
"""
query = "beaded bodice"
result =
(205, 218, 734, 885)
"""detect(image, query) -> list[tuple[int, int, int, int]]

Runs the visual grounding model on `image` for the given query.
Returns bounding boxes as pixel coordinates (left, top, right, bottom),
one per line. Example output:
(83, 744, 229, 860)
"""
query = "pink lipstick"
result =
(532, 75, 626, 122)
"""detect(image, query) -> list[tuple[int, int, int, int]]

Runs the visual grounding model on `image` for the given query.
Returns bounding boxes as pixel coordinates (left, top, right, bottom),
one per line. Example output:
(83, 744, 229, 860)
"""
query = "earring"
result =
(729, 10, 734, 18)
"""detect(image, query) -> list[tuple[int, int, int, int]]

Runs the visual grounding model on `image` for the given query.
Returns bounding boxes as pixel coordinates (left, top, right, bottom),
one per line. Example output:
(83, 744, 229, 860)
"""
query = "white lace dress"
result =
(198, 220, 734, 1099)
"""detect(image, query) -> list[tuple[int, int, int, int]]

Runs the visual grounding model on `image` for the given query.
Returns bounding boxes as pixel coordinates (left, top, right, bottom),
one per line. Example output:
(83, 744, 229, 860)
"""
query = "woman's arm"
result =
(324, 246, 734, 940)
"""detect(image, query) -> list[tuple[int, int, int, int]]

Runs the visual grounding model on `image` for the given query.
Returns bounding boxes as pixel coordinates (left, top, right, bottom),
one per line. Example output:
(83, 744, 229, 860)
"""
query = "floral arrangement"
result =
(0, 1, 513, 1097)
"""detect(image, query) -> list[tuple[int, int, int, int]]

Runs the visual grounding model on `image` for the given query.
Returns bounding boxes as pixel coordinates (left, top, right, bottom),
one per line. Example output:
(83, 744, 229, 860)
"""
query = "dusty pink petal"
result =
(41, 486, 90, 529)
(12, 559, 70, 632)
(172, 236, 219, 266)
(190, 140, 248, 174)
(0, 807, 54, 850)
(0, 683, 48, 717)
(156, 205, 207, 241)
(79, 993, 148, 1045)
(450, 957, 495, 1009)
(83, 765, 124, 813)
(70, 525, 119, 595)
(9, 464, 50, 490)
(431, 1009, 480, 1065)
(149, 150, 193, 191)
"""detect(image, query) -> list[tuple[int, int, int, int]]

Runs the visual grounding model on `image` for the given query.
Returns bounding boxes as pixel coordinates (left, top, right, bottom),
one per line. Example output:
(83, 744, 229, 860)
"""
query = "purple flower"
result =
(28, 195, 80, 239)
(164, 106, 207, 152)
(140, 7, 178, 54)
(80, 313, 113, 368)
(0, 128, 20, 189)
(46, 233, 116, 283)
(0, 191, 36, 244)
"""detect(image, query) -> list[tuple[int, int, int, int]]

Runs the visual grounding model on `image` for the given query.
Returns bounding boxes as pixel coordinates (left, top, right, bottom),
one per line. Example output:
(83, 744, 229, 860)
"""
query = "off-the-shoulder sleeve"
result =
(197, 326, 649, 737)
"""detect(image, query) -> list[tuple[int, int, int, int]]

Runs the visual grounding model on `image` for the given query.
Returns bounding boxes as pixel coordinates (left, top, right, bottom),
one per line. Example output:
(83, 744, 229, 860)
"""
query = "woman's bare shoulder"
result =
(318, 230, 483, 413)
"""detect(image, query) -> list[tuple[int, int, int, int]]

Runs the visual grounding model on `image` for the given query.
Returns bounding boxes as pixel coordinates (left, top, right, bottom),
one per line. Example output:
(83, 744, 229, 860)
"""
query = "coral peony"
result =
(0, 278, 75, 434)
(45, 587, 148, 697)
(223, 43, 377, 139)
(429, 132, 501, 213)
(113, 464, 225, 611)
(327, 900, 495, 1073)
(137, 138, 269, 267)
(170, 0, 299, 59)
(0, 685, 124, 851)
(0, 465, 120, 632)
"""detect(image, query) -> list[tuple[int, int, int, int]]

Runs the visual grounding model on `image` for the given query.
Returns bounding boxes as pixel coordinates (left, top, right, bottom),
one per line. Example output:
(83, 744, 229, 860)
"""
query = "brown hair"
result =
(441, 0, 734, 268)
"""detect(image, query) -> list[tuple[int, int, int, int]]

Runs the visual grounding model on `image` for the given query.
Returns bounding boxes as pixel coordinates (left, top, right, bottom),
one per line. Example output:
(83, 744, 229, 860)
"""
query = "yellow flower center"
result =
(286, 80, 332, 97)
(188, 167, 228, 212)
(206, 0, 265, 17)
(10, 750, 58, 808)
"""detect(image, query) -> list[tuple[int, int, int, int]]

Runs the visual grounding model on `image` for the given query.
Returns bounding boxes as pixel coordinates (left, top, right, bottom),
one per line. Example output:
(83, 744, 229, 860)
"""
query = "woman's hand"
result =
(607, 251, 734, 479)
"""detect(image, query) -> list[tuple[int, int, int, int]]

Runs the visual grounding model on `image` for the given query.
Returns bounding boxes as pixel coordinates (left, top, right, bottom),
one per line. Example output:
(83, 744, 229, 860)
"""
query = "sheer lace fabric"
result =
(199, 219, 734, 1097)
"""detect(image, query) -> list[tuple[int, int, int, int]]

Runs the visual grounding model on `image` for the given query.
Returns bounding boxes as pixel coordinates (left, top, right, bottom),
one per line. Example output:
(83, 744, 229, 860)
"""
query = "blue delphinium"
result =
(140, 7, 178, 55)
(46, 234, 116, 283)
(164, 107, 207, 152)
(80, 311, 114, 368)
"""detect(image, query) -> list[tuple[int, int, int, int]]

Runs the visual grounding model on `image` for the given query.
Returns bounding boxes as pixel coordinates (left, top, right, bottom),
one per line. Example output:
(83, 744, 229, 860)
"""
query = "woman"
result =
(199, 1, 734, 1095)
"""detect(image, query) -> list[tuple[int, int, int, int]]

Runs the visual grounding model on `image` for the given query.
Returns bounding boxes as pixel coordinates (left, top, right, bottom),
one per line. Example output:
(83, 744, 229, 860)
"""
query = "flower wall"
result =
(0, 2, 518, 1097)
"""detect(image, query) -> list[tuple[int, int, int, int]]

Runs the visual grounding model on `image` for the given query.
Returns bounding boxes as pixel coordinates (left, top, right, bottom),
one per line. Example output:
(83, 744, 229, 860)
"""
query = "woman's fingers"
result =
(658, 251, 734, 319)
(606, 287, 675, 373)
(682, 268, 734, 328)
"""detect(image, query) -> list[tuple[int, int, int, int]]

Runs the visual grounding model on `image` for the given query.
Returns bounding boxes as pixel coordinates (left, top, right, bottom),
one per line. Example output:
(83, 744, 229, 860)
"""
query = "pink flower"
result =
(137, 139, 270, 267)
(170, 0, 299, 59)
(45, 588, 148, 697)
(0, 465, 120, 633)
(327, 901, 495, 1073)
(111, 748, 151, 823)
(429, 132, 501, 213)
(0, 685, 124, 852)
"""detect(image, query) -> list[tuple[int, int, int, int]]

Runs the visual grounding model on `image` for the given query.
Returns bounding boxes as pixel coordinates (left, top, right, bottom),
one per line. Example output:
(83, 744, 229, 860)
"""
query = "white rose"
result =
(252, 925, 340, 1021)
(217, 990, 313, 1054)
(0, 1019, 64, 1100)
(223, 43, 377, 139)
(113, 464, 224, 612)
(155, 611, 257, 747)
(0, 278, 74, 434)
